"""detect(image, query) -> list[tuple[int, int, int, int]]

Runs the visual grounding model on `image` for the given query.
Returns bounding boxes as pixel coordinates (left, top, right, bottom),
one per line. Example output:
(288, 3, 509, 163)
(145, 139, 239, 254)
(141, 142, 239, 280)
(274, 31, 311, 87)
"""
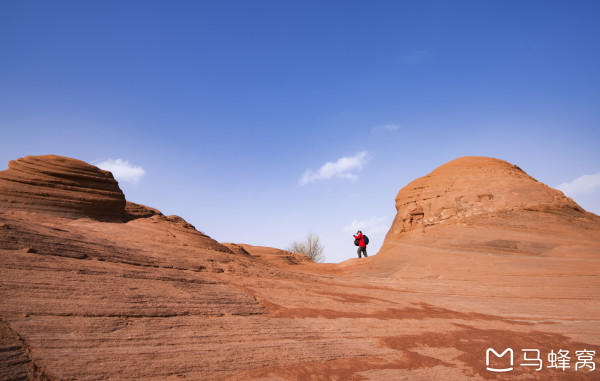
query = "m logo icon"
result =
(486, 348, 514, 372)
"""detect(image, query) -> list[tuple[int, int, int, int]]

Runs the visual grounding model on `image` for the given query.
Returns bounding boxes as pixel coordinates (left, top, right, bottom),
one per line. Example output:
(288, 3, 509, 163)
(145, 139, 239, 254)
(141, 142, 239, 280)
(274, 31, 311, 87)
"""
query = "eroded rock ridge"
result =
(0, 155, 126, 221)
(385, 156, 584, 240)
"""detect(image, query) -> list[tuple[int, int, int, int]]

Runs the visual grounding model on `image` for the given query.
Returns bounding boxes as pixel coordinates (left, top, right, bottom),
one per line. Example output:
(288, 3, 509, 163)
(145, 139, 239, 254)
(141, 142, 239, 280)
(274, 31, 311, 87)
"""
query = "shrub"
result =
(287, 232, 325, 263)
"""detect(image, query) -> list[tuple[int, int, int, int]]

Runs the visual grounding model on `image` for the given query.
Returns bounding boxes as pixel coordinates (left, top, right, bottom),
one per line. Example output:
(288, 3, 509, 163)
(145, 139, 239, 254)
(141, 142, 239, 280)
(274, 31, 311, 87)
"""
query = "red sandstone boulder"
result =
(370, 156, 600, 285)
(384, 156, 586, 242)
(0, 155, 126, 221)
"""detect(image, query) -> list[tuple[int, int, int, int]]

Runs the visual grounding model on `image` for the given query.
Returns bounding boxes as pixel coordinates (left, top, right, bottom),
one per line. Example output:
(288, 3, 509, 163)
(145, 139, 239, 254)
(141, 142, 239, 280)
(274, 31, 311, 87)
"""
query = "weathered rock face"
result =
(0, 155, 125, 221)
(1, 155, 599, 380)
(367, 157, 600, 330)
(385, 156, 584, 241)
(124, 201, 163, 221)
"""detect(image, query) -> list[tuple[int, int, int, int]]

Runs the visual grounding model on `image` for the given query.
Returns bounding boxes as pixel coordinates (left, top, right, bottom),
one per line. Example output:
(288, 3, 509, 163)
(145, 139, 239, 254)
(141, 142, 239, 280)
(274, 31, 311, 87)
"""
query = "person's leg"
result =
(363, 247, 368, 257)
(357, 247, 362, 258)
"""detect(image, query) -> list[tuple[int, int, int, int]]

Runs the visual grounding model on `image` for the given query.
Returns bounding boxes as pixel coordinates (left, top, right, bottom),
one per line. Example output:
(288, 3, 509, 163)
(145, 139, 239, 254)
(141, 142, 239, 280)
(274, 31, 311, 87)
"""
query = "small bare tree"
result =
(287, 232, 325, 263)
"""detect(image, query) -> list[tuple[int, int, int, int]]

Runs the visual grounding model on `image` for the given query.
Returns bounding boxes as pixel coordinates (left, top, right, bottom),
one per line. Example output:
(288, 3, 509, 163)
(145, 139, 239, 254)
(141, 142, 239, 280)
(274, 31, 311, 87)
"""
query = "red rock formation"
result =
(376, 157, 599, 265)
(0, 155, 125, 221)
(384, 156, 586, 242)
(362, 157, 600, 347)
(372, 157, 600, 274)
(1, 155, 599, 380)
(123, 201, 162, 221)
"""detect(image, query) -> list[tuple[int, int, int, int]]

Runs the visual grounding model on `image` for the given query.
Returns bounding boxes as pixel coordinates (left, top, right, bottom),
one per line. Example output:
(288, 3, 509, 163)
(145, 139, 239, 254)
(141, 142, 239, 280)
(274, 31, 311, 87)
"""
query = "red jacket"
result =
(354, 233, 366, 247)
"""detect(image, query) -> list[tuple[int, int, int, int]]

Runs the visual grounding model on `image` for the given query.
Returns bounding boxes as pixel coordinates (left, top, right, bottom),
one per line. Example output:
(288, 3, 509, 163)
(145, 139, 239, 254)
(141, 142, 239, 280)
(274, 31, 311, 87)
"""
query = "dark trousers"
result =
(357, 246, 367, 258)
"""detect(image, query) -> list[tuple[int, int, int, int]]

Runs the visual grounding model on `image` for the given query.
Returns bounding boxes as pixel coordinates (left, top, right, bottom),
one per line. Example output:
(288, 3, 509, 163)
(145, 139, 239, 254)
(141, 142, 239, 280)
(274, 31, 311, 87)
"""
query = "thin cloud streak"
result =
(372, 124, 400, 133)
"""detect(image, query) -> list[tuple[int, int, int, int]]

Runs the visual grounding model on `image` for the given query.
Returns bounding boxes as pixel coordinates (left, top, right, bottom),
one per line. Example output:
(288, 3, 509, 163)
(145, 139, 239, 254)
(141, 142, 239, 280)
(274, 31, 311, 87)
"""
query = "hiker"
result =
(353, 230, 368, 258)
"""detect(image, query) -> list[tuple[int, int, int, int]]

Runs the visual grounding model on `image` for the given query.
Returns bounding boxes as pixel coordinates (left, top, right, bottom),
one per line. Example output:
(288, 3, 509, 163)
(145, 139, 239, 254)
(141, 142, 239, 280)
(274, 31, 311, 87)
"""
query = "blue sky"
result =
(1, 1, 599, 262)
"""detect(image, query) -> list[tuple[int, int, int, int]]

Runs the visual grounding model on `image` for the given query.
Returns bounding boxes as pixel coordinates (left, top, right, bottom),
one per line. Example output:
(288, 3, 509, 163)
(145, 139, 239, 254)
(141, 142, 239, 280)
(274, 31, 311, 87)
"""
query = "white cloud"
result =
(343, 216, 390, 235)
(557, 173, 600, 197)
(96, 158, 146, 183)
(300, 151, 368, 185)
(372, 124, 400, 132)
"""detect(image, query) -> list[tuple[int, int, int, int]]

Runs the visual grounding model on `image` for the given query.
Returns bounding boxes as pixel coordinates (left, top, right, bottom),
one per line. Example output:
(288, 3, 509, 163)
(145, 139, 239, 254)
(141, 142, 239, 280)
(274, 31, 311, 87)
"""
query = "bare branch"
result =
(287, 232, 325, 263)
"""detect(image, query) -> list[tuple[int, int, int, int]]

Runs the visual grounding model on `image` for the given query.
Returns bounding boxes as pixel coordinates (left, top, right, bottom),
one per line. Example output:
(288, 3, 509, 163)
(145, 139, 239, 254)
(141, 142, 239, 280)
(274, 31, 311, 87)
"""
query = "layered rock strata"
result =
(384, 156, 585, 241)
(0, 155, 125, 221)
(1, 154, 599, 380)
(368, 156, 600, 316)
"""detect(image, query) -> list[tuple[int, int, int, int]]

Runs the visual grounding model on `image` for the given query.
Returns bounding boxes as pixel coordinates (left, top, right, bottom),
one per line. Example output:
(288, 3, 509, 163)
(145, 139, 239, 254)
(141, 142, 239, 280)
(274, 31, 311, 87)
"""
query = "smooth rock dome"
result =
(0, 155, 126, 221)
(367, 156, 599, 281)
(384, 156, 583, 242)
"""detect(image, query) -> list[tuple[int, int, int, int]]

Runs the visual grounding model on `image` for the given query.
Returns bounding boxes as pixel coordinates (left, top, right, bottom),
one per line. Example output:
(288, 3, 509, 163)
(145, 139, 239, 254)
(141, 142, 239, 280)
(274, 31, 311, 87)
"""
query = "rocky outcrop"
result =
(385, 156, 585, 241)
(0, 155, 125, 221)
(123, 201, 163, 221)
(369, 156, 600, 310)
(1, 154, 599, 380)
(236, 244, 314, 265)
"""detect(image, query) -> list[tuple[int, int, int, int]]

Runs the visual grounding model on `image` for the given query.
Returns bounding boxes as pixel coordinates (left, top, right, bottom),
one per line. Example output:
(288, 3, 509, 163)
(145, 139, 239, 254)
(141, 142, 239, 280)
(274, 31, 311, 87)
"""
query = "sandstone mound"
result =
(124, 201, 163, 221)
(364, 156, 600, 325)
(374, 156, 600, 267)
(375, 156, 599, 264)
(385, 156, 586, 242)
(0, 155, 125, 221)
(1, 154, 599, 380)
(235, 244, 314, 265)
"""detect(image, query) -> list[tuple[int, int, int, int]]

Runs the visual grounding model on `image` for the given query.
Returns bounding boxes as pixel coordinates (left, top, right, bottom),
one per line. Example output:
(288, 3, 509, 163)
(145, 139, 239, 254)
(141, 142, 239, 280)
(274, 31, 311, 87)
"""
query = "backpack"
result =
(354, 235, 369, 246)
